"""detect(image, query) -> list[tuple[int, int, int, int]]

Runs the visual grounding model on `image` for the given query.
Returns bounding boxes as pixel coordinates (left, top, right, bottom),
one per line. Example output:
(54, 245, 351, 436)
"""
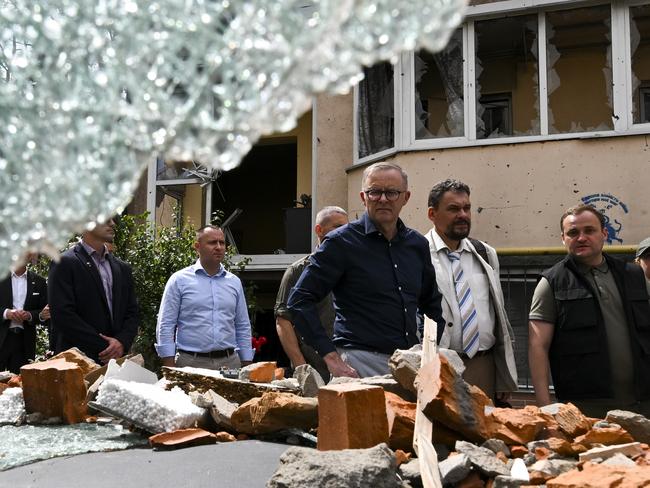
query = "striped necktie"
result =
(447, 250, 479, 358)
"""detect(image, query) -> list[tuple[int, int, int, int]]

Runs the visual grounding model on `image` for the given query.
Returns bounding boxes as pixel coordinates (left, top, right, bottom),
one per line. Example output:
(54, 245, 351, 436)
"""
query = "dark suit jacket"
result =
(48, 243, 140, 362)
(0, 271, 48, 364)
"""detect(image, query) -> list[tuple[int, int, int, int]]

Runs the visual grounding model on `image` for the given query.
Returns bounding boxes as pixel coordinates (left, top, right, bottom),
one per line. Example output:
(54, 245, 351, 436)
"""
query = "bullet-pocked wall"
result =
(343, 136, 650, 248)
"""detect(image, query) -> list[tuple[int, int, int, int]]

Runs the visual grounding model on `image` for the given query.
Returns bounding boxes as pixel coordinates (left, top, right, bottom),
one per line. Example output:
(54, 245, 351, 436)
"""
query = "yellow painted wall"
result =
(313, 93, 354, 212)
(345, 136, 650, 248)
(183, 184, 204, 227)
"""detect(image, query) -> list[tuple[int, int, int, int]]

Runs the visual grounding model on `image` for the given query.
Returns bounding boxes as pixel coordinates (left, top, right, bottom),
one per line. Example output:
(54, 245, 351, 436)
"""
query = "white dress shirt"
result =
(431, 228, 496, 351)
(3, 270, 29, 330)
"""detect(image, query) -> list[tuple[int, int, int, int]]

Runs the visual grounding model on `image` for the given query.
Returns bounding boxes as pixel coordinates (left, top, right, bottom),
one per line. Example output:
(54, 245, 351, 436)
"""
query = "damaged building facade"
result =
(128, 0, 650, 389)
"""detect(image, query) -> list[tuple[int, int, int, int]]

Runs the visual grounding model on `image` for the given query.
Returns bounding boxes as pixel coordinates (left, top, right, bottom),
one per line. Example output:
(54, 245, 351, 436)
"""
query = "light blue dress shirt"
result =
(155, 260, 254, 361)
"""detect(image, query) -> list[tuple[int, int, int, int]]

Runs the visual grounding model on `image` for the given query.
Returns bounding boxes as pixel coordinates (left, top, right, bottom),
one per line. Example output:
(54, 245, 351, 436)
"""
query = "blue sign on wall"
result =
(581, 193, 629, 244)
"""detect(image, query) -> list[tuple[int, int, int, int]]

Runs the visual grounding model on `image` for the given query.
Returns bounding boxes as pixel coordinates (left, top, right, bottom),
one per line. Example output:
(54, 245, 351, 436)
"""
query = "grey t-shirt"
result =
(274, 255, 334, 380)
(529, 260, 635, 404)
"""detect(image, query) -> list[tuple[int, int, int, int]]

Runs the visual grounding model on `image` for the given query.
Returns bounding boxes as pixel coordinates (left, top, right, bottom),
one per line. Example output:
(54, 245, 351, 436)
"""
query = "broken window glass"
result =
(357, 62, 395, 159)
(475, 15, 539, 139)
(0, 424, 147, 471)
(546, 5, 613, 133)
(156, 183, 205, 230)
(414, 29, 464, 139)
(630, 3, 650, 124)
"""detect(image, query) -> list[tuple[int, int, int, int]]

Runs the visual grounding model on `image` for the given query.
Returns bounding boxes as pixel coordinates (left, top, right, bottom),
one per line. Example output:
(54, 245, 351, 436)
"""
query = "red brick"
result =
(317, 383, 389, 450)
(384, 391, 416, 452)
(21, 359, 87, 423)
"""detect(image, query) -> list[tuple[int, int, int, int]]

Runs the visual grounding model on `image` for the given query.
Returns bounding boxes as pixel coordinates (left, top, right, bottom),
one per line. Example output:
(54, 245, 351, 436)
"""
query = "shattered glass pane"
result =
(0, 424, 147, 471)
(414, 29, 464, 139)
(0, 0, 465, 274)
(475, 15, 539, 139)
(357, 62, 395, 159)
(154, 183, 205, 229)
(156, 158, 207, 181)
(546, 5, 613, 134)
(630, 4, 650, 124)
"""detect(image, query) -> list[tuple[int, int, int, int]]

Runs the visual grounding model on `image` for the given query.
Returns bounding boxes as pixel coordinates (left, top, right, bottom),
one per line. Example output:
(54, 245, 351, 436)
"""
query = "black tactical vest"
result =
(542, 254, 650, 401)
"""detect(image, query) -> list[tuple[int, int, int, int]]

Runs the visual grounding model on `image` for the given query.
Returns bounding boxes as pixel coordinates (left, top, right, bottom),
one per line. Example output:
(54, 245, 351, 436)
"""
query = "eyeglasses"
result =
(364, 189, 405, 201)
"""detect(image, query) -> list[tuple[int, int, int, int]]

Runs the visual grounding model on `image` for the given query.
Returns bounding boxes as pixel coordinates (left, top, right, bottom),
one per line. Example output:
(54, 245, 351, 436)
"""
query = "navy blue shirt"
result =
(287, 213, 444, 356)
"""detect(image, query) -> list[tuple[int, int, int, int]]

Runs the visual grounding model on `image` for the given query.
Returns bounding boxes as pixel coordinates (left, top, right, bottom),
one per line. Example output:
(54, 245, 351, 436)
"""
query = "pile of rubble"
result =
(1, 347, 650, 487)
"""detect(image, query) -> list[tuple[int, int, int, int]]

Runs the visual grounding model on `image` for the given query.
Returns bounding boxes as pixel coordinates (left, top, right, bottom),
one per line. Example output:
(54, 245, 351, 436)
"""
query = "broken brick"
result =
(149, 428, 217, 449)
(485, 406, 547, 445)
(51, 348, 100, 377)
(317, 383, 389, 451)
(21, 358, 87, 424)
(239, 361, 277, 383)
(385, 391, 416, 453)
(230, 391, 317, 434)
(416, 353, 492, 443)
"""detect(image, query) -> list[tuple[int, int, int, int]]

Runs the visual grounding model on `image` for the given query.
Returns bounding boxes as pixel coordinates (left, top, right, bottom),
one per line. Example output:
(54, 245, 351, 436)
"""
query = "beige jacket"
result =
(425, 229, 518, 392)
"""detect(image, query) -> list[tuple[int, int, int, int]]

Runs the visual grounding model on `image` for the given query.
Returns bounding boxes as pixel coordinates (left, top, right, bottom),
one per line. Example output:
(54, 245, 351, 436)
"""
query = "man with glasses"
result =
(529, 204, 650, 417)
(288, 162, 444, 378)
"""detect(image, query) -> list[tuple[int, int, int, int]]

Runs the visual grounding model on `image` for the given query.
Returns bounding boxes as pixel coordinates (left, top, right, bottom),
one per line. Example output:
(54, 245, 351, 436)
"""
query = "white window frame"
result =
(352, 0, 650, 165)
(146, 157, 213, 226)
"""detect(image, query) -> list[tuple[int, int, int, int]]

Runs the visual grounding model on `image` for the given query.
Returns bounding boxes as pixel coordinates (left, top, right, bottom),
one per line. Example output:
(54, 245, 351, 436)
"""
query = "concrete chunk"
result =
(606, 410, 650, 444)
(455, 440, 510, 477)
(578, 442, 643, 462)
(293, 364, 324, 397)
(267, 443, 399, 488)
(438, 453, 472, 485)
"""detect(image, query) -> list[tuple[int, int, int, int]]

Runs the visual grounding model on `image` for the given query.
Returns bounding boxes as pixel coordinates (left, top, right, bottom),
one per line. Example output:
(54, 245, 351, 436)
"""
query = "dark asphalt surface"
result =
(0, 440, 289, 488)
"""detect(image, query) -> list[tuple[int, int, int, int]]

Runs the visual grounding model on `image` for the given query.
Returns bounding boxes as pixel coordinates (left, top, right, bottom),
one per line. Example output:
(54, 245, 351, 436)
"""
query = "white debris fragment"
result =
(0, 388, 26, 424)
(96, 379, 203, 433)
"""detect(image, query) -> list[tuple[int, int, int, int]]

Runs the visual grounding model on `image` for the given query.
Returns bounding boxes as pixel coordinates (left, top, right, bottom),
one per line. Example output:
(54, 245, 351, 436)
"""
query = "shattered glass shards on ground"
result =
(0, 424, 148, 471)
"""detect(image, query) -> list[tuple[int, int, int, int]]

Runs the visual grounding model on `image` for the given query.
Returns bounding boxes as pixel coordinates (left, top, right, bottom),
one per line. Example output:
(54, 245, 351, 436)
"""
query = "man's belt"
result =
(8, 327, 23, 335)
(178, 348, 234, 359)
(459, 348, 493, 359)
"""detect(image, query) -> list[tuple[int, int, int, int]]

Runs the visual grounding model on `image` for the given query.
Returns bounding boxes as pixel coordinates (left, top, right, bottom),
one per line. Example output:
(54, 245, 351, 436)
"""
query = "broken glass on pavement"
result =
(0, 424, 148, 471)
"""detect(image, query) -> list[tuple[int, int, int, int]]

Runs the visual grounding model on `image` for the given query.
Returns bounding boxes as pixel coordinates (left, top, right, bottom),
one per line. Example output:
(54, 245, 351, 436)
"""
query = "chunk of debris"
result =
(238, 361, 277, 383)
(384, 391, 415, 453)
(51, 348, 100, 377)
(388, 345, 421, 394)
(606, 410, 650, 444)
(546, 461, 650, 487)
(95, 379, 204, 433)
(540, 403, 591, 438)
(578, 442, 644, 462)
(149, 428, 217, 449)
(163, 367, 297, 404)
(0, 388, 25, 425)
(317, 383, 389, 451)
(293, 364, 324, 398)
(21, 358, 87, 424)
(417, 353, 492, 443)
(267, 443, 400, 488)
(230, 392, 317, 435)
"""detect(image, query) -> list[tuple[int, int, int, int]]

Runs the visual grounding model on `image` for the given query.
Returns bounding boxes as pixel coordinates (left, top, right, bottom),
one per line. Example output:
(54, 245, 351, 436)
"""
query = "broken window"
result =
(414, 29, 464, 139)
(475, 15, 540, 139)
(630, 3, 650, 124)
(357, 62, 394, 159)
(546, 5, 613, 133)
